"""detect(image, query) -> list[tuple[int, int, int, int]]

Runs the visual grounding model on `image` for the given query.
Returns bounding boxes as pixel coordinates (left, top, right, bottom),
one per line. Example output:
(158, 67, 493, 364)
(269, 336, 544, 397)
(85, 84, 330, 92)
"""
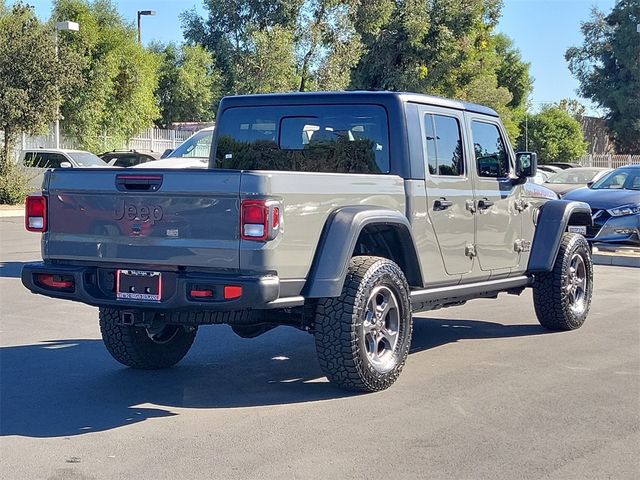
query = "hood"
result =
(132, 157, 208, 169)
(543, 183, 584, 197)
(563, 187, 640, 210)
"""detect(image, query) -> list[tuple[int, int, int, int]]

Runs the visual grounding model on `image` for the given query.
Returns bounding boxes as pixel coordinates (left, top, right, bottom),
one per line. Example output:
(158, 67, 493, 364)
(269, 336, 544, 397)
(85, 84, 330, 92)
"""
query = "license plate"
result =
(568, 225, 587, 235)
(116, 270, 162, 302)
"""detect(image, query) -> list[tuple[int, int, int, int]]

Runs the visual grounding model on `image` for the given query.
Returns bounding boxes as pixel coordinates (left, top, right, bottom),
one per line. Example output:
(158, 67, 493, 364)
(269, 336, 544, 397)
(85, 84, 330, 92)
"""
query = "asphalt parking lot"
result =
(1, 215, 639, 480)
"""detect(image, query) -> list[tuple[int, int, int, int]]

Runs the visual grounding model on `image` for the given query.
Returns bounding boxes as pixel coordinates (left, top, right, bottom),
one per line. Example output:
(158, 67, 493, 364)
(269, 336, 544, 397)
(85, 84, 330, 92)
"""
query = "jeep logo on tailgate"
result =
(114, 200, 163, 224)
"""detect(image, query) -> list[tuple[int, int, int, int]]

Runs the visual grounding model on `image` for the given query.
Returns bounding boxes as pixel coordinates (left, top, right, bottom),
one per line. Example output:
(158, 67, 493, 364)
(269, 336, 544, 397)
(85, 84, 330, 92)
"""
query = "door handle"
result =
(433, 199, 454, 211)
(477, 199, 494, 210)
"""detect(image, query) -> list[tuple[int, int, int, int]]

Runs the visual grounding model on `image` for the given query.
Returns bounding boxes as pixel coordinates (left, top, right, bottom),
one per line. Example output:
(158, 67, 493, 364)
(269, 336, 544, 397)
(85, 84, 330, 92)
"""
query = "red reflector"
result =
(25, 195, 47, 232)
(36, 274, 74, 289)
(224, 285, 243, 300)
(190, 289, 214, 298)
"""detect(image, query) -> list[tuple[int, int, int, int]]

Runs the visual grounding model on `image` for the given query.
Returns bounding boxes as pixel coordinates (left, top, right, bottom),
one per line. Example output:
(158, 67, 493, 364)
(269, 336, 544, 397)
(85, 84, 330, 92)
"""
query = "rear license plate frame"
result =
(116, 269, 162, 302)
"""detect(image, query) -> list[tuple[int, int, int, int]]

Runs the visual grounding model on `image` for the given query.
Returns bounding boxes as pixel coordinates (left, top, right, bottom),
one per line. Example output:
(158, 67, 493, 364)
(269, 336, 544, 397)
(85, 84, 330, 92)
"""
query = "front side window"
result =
(424, 114, 464, 176)
(68, 152, 106, 167)
(214, 105, 389, 174)
(471, 121, 510, 178)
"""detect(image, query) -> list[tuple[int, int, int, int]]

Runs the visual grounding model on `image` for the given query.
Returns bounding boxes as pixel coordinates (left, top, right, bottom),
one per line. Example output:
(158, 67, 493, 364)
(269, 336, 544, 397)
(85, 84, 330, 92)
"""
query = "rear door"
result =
(419, 106, 476, 275)
(467, 116, 521, 271)
(45, 169, 242, 270)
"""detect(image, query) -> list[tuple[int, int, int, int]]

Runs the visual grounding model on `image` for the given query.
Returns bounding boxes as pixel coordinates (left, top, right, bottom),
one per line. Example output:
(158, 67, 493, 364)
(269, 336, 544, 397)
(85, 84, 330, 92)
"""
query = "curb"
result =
(593, 253, 640, 268)
(0, 208, 24, 218)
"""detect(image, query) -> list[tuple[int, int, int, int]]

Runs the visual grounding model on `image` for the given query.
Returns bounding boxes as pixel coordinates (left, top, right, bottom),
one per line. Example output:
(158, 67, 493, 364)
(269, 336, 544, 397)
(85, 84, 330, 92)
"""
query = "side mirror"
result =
(515, 151, 537, 178)
(60, 161, 72, 168)
(161, 148, 173, 159)
(586, 181, 594, 188)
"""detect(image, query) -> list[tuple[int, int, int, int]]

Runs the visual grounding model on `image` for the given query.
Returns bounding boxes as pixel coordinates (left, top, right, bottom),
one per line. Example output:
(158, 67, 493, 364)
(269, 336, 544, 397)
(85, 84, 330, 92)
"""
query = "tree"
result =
(349, 0, 530, 142)
(181, 0, 362, 95)
(518, 106, 588, 163)
(52, 0, 160, 152)
(0, 2, 69, 174)
(566, 1, 640, 153)
(154, 43, 221, 127)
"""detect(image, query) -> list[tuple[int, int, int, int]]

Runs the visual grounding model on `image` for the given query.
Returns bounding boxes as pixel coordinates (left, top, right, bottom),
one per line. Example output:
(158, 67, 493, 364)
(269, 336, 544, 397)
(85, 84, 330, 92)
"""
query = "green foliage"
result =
(0, 2, 68, 174)
(52, 0, 160, 151)
(518, 106, 588, 163)
(182, 0, 363, 95)
(153, 43, 221, 127)
(349, 0, 530, 143)
(0, 160, 31, 205)
(566, 1, 640, 153)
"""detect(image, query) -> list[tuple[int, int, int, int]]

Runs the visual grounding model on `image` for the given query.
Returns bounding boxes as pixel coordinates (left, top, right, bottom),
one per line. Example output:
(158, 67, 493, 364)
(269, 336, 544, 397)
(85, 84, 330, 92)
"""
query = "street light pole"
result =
(137, 10, 156, 43)
(54, 21, 79, 149)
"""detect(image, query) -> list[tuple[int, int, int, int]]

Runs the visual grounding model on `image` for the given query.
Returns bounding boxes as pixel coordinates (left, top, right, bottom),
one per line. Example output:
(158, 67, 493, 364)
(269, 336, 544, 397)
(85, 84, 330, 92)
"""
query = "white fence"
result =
(577, 154, 640, 168)
(4, 128, 193, 160)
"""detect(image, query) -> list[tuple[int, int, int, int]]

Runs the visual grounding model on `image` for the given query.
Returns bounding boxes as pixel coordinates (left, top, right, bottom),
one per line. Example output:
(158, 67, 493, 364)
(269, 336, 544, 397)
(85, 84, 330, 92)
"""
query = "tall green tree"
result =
(0, 1, 70, 174)
(52, 0, 160, 152)
(350, 0, 530, 142)
(181, 0, 363, 95)
(153, 43, 221, 127)
(566, 1, 640, 153)
(181, 0, 302, 95)
(518, 105, 588, 163)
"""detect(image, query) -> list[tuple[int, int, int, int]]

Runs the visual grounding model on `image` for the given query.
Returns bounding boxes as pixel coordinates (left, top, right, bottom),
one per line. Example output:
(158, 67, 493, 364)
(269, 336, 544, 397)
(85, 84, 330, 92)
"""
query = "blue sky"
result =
(25, 0, 617, 114)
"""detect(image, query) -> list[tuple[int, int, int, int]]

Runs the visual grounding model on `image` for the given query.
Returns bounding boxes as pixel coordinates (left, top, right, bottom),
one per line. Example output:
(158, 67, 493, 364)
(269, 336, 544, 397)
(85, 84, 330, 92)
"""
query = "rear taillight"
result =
(241, 199, 281, 241)
(25, 195, 47, 232)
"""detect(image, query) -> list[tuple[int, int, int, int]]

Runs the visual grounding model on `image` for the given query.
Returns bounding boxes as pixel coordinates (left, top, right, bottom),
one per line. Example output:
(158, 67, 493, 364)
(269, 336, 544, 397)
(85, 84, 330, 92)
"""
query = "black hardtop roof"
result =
(220, 91, 499, 117)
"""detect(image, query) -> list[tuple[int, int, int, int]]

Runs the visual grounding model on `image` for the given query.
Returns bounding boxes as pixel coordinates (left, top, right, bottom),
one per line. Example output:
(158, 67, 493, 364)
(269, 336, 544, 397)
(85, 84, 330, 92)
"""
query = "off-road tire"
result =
(314, 256, 413, 392)
(533, 233, 593, 331)
(99, 307, 197, 369)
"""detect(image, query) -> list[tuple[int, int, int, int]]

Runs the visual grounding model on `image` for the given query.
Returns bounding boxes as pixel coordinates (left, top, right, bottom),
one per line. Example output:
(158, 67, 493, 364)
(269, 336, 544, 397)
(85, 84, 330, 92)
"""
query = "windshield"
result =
(591, 168, 640, 190)
(169, 130, 213, 159)
(68, 152, 108, 167)
(547, 169, 602, 184)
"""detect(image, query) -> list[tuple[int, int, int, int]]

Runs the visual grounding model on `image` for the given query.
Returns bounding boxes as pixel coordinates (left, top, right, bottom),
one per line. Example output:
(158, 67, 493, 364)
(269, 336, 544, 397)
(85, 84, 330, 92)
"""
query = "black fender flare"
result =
(303, 206, 423, 298)
(528, 200, 592, 272)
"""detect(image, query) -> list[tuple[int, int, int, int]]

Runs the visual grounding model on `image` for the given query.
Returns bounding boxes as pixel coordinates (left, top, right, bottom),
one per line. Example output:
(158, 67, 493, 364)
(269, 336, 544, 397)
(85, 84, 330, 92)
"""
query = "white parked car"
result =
(20, 148, 111, 188)
(134, 126, 214, 169)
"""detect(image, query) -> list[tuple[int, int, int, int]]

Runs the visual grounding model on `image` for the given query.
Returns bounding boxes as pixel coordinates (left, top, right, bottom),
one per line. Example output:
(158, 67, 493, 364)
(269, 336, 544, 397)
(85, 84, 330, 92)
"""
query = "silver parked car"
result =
(20, 148, 110, 188)
(543, 167, 611, 197)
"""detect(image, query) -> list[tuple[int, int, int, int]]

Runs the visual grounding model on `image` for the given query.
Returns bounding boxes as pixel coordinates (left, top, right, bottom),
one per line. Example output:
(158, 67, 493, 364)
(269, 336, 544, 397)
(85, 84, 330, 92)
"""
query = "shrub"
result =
(0, 162, 31, 205)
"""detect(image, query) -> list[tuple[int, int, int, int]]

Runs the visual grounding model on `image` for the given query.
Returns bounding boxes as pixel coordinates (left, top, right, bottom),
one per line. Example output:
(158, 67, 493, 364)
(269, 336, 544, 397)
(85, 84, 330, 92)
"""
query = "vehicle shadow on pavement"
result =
(0, 262, 29, 279)
(0, 318, 549, 438)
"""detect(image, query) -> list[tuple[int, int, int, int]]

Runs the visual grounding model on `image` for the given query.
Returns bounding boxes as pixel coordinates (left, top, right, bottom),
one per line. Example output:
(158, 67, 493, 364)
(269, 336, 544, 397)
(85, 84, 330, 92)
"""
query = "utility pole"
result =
(137, 10, 156, 43)
(54, 21, 80, 149)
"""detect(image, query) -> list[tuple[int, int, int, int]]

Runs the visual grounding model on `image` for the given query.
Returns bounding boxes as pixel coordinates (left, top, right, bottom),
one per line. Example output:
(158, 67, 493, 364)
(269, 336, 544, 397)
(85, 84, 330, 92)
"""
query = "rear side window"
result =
(215, 105, 389, 174)
(424, 114, 464, 176)
(471, 121, 510, 178)
(24, 152, 63, 168)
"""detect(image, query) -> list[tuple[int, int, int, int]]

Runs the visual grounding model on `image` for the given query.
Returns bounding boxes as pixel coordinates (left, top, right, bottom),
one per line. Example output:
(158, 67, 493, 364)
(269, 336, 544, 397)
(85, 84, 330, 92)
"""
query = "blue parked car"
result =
(564, 164, 640, 247)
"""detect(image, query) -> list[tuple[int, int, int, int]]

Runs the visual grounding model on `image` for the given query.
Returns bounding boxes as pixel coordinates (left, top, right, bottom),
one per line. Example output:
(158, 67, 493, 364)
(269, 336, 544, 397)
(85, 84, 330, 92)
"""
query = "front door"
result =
(467, 117, 521, 271)
(421, 107, 476, 275)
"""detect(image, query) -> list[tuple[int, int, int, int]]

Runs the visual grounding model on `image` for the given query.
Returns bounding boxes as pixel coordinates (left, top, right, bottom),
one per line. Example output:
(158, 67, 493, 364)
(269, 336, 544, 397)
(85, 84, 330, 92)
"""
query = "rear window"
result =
(214, 105, 389, 174)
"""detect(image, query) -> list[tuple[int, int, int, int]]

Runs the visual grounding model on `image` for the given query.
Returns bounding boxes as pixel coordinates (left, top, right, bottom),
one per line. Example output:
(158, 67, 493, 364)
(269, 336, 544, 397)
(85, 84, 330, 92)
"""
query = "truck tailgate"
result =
(44, 169, 241, 270)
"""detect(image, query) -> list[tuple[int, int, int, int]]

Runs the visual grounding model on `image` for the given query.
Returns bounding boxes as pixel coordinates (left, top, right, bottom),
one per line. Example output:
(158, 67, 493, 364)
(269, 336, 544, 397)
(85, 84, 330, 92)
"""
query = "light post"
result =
(54, 21, 79, 149)
(137, 10, 156, 43)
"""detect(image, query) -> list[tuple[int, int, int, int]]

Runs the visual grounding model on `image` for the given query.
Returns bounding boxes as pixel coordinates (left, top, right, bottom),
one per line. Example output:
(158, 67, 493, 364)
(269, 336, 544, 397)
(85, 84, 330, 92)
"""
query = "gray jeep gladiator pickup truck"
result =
(22, 92, 594, 392)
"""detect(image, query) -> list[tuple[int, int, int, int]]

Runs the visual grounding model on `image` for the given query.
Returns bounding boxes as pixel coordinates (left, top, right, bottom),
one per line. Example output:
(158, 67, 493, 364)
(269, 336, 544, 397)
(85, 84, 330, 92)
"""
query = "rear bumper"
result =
(21, 262, 287, 311)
